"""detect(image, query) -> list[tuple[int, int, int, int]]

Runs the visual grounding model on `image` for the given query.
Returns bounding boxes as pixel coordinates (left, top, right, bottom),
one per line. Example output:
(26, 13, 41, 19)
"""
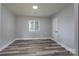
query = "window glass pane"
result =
(31, 21, 35, 30)
(35, 21, 39, 30)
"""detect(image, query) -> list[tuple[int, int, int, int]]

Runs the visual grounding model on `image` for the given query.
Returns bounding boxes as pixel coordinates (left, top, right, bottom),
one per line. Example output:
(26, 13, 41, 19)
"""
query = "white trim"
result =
(51, 38, 76, 55)
(0, 39, 16, 51)
(15, 37, 52, 40)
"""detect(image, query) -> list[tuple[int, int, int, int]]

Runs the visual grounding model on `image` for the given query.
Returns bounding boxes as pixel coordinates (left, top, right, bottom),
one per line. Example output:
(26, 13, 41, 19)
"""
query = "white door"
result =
(52, 17, 58, 40)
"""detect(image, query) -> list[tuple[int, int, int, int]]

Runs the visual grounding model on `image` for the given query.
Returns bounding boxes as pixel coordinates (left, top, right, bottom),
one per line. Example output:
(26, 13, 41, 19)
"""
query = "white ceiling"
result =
(3, 3, 70, 17)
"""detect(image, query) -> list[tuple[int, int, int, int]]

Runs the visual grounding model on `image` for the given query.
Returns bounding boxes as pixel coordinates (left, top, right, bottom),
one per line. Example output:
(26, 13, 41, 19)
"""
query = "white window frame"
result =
(29, 20, 40, 32)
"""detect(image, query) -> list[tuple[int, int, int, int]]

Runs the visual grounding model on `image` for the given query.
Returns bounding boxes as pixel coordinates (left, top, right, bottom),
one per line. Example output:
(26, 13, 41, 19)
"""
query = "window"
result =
(29, 20, 40, 32)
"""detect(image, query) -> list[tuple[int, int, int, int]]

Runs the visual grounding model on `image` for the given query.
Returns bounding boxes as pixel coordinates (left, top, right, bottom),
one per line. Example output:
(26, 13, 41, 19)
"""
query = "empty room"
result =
(0, 3, 78, 56)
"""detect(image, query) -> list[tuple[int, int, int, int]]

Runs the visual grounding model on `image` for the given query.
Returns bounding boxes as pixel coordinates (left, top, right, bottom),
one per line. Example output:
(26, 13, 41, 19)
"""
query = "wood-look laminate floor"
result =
(0, 39, 73, 56)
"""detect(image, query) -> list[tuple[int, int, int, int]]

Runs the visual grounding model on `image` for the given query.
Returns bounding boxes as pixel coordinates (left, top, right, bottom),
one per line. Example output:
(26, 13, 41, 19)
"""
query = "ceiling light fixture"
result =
(33, 5, 38, 10)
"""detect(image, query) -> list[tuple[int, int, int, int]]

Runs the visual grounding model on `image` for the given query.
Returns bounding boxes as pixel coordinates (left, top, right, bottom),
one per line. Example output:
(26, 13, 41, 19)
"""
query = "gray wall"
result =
(0, 4, 15, 49)
(74, 3, 78, 55)
(77, 3, 79, 56)
(51, 4, 75, 53)
(0, 4, 1, 48)
(15, 16, 52, 38)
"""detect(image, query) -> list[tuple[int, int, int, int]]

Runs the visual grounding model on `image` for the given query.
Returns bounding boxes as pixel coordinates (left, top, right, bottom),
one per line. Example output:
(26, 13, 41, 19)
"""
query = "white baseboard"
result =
(0, 39, 16, 51)
(51, 38, 76, 55)
(15, 37, 52, 40)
